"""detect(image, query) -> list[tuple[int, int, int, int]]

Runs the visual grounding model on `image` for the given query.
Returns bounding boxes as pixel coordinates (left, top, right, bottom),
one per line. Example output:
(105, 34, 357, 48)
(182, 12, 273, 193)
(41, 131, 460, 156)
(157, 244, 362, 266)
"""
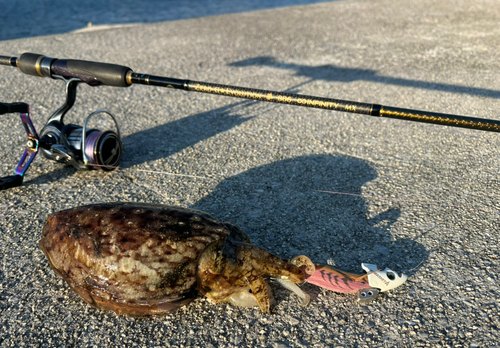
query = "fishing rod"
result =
(1, 52, 499, 190)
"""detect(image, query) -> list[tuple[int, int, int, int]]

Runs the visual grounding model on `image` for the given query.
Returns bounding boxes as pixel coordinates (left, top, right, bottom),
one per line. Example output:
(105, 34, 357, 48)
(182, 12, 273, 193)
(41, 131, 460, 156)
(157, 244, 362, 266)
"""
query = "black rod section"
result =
(130, 73, 376, 114)
(379, 106, 500, 132)
(130, 73, 500, 133)
(2, 55, 500, 133)
(0, 56, 18, 67)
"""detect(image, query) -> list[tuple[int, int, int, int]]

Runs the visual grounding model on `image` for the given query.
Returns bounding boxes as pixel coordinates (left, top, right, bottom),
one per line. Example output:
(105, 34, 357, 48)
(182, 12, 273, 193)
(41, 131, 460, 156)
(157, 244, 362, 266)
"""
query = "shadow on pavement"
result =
(193, 154, 428, 276)
(24, 100, 253, 186)
(120, 100, 253, 168)
(230, 56, 500, 99)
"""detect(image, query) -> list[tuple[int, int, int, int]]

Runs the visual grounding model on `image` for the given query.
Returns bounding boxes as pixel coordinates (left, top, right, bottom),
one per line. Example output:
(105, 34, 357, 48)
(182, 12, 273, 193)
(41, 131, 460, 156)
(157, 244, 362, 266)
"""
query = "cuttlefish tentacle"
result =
(197, 227, 306, 313)
(240, 269, 269, 313)
(235, 243, 305, 283)
(289, 255, 316, 276)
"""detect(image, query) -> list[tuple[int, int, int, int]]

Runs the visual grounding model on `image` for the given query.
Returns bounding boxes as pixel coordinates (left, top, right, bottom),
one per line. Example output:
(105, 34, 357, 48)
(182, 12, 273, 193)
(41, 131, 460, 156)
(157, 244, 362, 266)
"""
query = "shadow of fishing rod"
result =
(229, 56, 500, 100)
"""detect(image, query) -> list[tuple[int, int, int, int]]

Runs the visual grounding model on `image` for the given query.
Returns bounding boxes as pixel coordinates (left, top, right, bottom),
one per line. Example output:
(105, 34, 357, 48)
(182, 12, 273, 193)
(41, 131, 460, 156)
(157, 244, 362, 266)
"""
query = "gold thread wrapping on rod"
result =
(191, 83, 354, 111)
(381, 109, 500, 132)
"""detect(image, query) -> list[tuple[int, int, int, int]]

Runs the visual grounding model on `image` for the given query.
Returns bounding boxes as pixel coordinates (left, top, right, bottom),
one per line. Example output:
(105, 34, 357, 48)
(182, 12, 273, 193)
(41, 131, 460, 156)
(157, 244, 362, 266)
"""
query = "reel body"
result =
(0, 76, 122, 190)
(40, 110, 122, 170)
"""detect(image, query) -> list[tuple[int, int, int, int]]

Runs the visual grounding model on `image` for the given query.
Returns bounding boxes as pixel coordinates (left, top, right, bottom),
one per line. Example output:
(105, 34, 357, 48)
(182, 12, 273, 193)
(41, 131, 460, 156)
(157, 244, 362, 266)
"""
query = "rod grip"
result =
(53, 59, 132, 87)
(18, 53, 132, 87)
(0, 175, 23, 190)
(0, 102, 29, 115)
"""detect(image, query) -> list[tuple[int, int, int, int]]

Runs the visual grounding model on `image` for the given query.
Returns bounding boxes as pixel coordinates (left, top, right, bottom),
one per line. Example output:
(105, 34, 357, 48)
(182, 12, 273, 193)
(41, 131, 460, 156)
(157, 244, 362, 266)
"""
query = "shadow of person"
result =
(193, 154, 428, 276)
(22, 100, 254, 186)
(230, 56, 500, 99)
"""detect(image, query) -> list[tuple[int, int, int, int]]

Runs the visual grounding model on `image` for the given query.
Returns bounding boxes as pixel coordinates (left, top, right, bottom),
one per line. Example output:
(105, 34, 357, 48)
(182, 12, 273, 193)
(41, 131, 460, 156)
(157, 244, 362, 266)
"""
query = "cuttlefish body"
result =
(40, 203, 309, 317)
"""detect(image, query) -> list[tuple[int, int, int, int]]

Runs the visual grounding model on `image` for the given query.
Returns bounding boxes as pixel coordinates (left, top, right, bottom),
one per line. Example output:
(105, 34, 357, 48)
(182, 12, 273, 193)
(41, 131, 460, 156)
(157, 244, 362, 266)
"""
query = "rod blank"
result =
(2, 53, 500, 133)
(130, 73, 500, 133)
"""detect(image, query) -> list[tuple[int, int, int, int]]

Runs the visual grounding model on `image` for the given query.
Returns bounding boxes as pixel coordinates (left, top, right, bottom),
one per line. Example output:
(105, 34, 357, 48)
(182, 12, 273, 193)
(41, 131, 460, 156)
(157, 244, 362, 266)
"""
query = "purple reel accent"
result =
(83, 130, 102, 169)
(81, 110, 122, 170)
(15, 107, 39, 177)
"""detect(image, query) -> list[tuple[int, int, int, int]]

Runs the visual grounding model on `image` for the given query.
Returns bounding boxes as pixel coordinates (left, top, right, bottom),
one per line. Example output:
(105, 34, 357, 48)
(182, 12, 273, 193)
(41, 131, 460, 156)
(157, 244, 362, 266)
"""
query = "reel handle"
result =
(0, 102, 37, 191)
(0, 175, 23, 190)
(15, 53, 131, 87)
(0, 102, 28, 115)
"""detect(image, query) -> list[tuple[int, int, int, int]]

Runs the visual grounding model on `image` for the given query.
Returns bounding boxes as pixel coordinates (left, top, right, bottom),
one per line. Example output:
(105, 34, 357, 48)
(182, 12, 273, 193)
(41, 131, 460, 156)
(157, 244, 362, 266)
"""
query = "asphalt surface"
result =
(0, 0, 333, 41)
(1, 0, 499, 346)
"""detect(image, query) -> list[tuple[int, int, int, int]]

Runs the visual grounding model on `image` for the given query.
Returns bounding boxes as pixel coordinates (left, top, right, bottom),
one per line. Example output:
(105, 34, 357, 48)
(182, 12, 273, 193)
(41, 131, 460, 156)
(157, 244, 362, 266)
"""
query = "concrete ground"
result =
(0, 0, 499, 346)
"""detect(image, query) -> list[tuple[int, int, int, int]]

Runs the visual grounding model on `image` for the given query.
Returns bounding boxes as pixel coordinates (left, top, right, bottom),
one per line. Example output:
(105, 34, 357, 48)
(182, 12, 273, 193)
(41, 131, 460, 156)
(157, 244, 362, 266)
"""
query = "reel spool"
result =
(40, 110, 122, 170)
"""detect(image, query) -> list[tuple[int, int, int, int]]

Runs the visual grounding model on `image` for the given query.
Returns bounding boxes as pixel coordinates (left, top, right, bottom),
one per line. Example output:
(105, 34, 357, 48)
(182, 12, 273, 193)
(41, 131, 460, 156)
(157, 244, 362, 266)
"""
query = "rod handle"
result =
(0, 175, 23, 190)
(18, 53, 132, 87)
(0, 102, 29, 115)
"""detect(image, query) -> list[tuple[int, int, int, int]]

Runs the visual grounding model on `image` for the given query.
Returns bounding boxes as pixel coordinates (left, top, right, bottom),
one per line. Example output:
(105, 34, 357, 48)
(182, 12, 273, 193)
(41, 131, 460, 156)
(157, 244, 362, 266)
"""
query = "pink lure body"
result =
(306, 265, 371, 294)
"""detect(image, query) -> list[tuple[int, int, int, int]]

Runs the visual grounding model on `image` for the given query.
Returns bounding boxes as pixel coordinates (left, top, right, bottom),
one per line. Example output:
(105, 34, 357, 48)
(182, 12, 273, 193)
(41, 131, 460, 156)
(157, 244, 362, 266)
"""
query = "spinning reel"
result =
(0, 75, 122, 191)
(2, 52, 500, 190)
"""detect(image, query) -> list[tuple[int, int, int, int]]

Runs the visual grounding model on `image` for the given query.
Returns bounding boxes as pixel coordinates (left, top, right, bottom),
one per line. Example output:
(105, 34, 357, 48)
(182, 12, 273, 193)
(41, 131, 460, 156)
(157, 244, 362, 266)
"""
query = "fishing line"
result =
(2, 53, 499, 193)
